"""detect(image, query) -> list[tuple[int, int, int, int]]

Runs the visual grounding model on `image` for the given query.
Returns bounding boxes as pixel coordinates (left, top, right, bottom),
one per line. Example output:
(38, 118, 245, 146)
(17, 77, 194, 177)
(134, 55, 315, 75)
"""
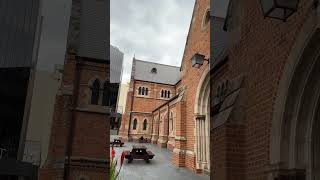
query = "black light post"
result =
(260, 0, 299, 21)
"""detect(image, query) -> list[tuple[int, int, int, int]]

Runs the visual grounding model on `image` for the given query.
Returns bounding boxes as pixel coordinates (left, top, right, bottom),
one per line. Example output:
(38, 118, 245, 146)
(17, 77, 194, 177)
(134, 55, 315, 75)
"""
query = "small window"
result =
(91, 79, 100, 105)
(151, 68, 157, 74)
(102, 81, 109, 106)
(168, 91, 171, 98)
(133, 119, 137, 130)
(138, 87, 142, 95)
(145, 88, 149, 96)
(161, 90, 164, 97)
(164, 90, 167, 98)
(143, 87, 146, 95)
(143, 119, 147, 130)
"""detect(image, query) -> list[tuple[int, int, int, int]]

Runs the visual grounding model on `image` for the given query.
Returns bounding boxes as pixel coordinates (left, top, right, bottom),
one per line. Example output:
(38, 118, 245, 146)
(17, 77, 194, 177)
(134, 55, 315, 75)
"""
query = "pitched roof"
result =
(132, 59, 181, 85)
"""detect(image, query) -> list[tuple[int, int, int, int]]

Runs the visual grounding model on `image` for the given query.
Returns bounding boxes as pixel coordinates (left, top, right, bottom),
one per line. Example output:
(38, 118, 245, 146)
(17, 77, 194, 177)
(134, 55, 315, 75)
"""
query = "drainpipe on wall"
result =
(64, 57, 81, 180)
(157, 110, 160, 143)
(167, 103, 170, 142)
(127, 80, 135, 140)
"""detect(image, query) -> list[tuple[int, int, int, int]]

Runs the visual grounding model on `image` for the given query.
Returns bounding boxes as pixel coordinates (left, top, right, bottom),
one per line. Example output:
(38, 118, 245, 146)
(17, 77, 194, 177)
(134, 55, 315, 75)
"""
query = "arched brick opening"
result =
(194, 66, 210, 173)
(270, 28, 320, 180)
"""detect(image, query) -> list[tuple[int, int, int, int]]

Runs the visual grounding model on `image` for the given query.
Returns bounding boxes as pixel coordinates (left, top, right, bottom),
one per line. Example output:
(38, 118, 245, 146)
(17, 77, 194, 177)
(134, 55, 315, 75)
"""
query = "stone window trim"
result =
(137, 86, 149, 96)
(160, 89, 171, 99)
(201, 7, 211, 30)
(87, 77, 109, 106)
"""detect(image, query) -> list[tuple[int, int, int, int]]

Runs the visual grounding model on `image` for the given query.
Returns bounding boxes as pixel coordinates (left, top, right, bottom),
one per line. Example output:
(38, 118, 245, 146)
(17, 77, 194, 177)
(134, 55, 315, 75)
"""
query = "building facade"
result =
(39, 0, 111, 179)
(209, 0, 320, 180)
(0, 0, 42, 179)
(109, 45, 124, 133)
(119, 0, 211, 174)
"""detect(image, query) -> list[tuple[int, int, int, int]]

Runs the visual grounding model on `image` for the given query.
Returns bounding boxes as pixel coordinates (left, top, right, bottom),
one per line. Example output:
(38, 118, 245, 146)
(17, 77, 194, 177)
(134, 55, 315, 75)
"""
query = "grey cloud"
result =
(111, 0, 195, 83)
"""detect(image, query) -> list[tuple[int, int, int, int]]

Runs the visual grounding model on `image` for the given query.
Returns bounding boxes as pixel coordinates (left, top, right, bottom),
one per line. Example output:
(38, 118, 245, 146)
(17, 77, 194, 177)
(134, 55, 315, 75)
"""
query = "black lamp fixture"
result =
(260, 0, 300, 21)
(191, 53, 209, 68)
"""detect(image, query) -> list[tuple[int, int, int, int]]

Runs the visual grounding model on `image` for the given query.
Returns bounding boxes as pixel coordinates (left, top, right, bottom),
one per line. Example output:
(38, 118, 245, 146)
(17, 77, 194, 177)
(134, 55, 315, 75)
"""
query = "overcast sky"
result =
(111, 0, 195, 84)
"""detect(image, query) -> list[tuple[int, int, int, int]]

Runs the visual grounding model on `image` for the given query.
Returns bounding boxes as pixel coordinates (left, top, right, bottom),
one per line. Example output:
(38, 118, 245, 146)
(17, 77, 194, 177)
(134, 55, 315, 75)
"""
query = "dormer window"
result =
(151, 68, 157, 74)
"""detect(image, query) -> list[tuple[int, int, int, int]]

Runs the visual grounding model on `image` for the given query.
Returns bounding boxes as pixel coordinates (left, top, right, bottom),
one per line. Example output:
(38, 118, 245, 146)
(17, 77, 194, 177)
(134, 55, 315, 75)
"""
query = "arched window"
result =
(142, 87, 145, 95)
(133, 119, 137, 130)
(143, 119, 147, 130)
(91, 79, 100, 105)
(164, 90, 167, 98)
(161, 90, 164, 97)
(138, 87, 142, 95)
(145, 88, 149, 96)
(102, 81, 109, 106)
(168, 91, 171, 98)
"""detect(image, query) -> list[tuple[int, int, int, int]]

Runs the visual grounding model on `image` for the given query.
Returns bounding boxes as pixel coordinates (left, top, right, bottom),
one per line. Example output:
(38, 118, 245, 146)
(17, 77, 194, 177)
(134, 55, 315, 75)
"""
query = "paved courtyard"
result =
(110, 136, 209, 180)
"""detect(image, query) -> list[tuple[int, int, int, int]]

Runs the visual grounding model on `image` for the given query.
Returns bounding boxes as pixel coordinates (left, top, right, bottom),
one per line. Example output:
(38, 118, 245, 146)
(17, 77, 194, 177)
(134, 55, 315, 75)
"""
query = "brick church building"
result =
(39, 0, 110, 179)
(120, 0, 320, 179)
(119, 0, 211, 174)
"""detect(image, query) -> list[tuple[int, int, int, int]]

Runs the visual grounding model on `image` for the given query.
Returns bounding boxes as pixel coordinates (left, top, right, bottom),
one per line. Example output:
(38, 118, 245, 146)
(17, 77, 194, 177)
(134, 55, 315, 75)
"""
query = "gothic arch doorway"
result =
(270, 29, 320, 180)
(194, 66, 210, 173)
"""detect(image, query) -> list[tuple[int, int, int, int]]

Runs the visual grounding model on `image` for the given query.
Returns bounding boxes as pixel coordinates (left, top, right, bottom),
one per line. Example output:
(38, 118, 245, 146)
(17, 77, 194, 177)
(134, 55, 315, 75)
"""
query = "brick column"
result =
(151, 111, 159, 144)
(211, 123, 245, 180)
(172, 101, 187, 167)
(158, 106, 169, 148)
(39, 53, 77, 180)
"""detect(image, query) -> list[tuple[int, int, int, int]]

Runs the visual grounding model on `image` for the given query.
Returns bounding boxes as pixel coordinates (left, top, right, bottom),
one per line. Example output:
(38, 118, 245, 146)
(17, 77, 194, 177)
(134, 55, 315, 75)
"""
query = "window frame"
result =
(90, 79, 100, 105)
(132, 118, 137, 130)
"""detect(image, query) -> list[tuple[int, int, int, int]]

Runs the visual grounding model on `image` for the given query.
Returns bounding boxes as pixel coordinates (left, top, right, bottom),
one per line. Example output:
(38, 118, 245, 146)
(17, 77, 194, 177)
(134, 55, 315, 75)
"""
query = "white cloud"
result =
(111, 0, 195, 83)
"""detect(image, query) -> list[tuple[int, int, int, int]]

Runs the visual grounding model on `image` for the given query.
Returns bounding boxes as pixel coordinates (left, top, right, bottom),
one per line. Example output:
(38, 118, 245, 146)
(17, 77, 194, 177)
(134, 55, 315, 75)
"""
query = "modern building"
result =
(109, 45, 124, 133)
(0, 0, 43, 179)
(119, 0, 211, 175)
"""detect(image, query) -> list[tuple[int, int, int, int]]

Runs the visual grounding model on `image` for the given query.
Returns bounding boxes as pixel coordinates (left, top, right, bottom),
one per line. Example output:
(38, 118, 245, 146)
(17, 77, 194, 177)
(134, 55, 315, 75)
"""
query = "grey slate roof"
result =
(78, 0, 108, 60)
(133, 59, 181, 85)
(110, 45, 124, 83)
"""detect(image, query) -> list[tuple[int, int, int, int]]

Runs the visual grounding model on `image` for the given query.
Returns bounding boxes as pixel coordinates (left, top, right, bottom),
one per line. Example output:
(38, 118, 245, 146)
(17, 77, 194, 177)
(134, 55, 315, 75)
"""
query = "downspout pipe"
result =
(127, 80, 135, 141)
(167, 103, 170, 143)
(64, 57, 81, 180)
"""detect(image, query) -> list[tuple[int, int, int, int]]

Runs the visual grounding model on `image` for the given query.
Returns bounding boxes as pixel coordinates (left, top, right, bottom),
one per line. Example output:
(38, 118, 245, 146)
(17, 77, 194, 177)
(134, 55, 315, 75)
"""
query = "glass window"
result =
(91, 79, 100, 105)
(143, 119, 147, 130)
(133, 119, 137, 130)
(102, 81, 109, 106)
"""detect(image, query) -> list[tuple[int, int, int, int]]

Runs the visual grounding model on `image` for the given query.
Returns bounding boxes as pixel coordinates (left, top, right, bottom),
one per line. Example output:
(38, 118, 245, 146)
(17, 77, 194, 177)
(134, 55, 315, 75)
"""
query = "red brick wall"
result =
(209, 0, 315, 179)
(176, 0, 210, 171)
(39, 54, 110, 180)
(119, 79, 176, 141)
